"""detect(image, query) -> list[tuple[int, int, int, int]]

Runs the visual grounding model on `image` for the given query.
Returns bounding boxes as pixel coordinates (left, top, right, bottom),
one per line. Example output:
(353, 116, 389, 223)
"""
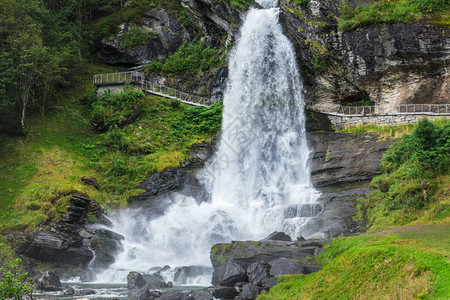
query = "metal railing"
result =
(307, 102, 450, 116)
(93, 71, 209, 106)
(396, 104, 450, 114)
(93, 71, 145, 85)
(141, 81, 209, 106)
(338, 106, 377, 115)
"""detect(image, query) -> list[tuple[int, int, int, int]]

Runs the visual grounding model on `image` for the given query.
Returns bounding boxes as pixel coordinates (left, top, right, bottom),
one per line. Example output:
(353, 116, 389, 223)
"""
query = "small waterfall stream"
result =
(95, 0, 321, 285)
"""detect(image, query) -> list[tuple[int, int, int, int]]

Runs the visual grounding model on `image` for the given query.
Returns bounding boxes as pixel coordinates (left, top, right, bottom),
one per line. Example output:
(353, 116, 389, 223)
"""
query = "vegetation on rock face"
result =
(338, 0, 450, 31)
(146, 40, 225, 76)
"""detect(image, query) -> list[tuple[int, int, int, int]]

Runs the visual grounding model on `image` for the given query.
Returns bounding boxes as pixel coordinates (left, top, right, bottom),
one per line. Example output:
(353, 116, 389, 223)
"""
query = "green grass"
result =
(338, 0, 450, 31)
(0, 61, 222, 231)
(340, 123, 415, 138)
(260, 226, 450, 299)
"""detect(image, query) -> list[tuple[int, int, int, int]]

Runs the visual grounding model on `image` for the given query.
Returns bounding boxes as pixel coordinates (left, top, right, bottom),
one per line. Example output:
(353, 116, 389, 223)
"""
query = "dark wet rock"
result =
(173, 265, 213, 285)
(32, 271, 62, 291)
(309, 132, 391, 187)
(127, 272, 147, 289)
(212, 286, 238, 299)
(129, 168, 207, 207)
(314, 248, 325, 256)
(304, 130, 393, 238)
(131, 285, 156, 300)
(90, 230, 124, 270)
(236, 283, 260, 300)
(63, 287, 74, 295)
(159, 292, 194, 300)
(270, 258, 305, 276)
(262, 232, 292, 242)
(211, 240, 321, 275)
(246, 261, 270, 286)
(79, 269, 97, 282)
(186, 289, 214, 300)
(74, 288, 95, 296)
(80, 176, 99, 190)
(212, 260, 247, 287)
(141, 273, 167, 289)
(262, 277, 278, 290)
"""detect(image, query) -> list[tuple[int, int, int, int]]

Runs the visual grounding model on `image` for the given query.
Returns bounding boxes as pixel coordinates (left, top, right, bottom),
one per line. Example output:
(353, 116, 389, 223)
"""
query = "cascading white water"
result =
(95, 0, 320, 284)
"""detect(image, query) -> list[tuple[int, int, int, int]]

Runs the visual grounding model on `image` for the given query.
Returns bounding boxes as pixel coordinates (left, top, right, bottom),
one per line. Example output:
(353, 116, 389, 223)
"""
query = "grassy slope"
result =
(0, 63, 221, 232)
(261, 121, 450, 299)
(260, 225, 449, 299)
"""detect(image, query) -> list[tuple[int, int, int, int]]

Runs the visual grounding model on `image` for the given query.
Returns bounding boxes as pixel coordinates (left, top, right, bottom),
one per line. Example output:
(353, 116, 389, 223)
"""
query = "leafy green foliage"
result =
(0, 259, 34, 300)
(172, 101, 223, 136)
(92, 86, 145, 125)
(338, 0, 450, 31)
(356, 119, 450, 230)
(146, 40, 224, 76)
(383, 119, 449, 175)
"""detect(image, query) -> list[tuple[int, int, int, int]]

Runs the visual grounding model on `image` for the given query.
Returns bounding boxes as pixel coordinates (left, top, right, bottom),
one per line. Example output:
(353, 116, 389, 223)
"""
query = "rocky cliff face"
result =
(305, 111, 393, 238)
(93, 0, 248, 66)
(280, 0, 449, 110)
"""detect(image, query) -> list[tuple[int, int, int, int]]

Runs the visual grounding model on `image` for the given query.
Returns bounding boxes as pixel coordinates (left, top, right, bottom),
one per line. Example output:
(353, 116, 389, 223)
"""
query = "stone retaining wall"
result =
(327, 114, 450, 129)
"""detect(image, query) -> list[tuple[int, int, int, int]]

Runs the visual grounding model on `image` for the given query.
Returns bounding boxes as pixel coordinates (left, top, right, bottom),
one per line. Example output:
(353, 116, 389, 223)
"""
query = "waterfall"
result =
(95, 0, 321, 284)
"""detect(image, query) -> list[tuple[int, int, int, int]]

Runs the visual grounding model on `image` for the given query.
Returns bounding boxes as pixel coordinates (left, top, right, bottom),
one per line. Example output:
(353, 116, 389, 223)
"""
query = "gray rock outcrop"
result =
(280, 0, 449, 108)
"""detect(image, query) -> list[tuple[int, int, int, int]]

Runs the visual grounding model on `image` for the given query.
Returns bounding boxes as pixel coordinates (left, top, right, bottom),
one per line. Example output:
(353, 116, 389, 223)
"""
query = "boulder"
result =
(158, 291, 195, 300)
(262, 232, 292, 242)
(212, 286, 238, 299)
(246, 261, 270, 286)
(262, 277, 278, 290)
(141, 273, 167, 289)
(127, 271, 147, 289)
(32, 271, 62, 291)
(314, 248, 325, 256)
(236, 283, 259, 300)
(173, 265, 213, 285)
(63, 287, 75, 295)
(90, 229, 124, 270)
(210, 240, 320, 275)
(130, 285, 155, 300)
(74, 289, 95, 296)
(270, 258, 304, 277)
(212, 260, 247, 287)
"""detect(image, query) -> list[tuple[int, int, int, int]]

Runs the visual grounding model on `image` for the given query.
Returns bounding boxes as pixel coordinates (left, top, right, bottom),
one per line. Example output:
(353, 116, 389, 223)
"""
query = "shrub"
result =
(147, 40, 223, 76)
(0, 259, 34, 300)
(171, 101, 223, 136)
(92, 85, 145, 125)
